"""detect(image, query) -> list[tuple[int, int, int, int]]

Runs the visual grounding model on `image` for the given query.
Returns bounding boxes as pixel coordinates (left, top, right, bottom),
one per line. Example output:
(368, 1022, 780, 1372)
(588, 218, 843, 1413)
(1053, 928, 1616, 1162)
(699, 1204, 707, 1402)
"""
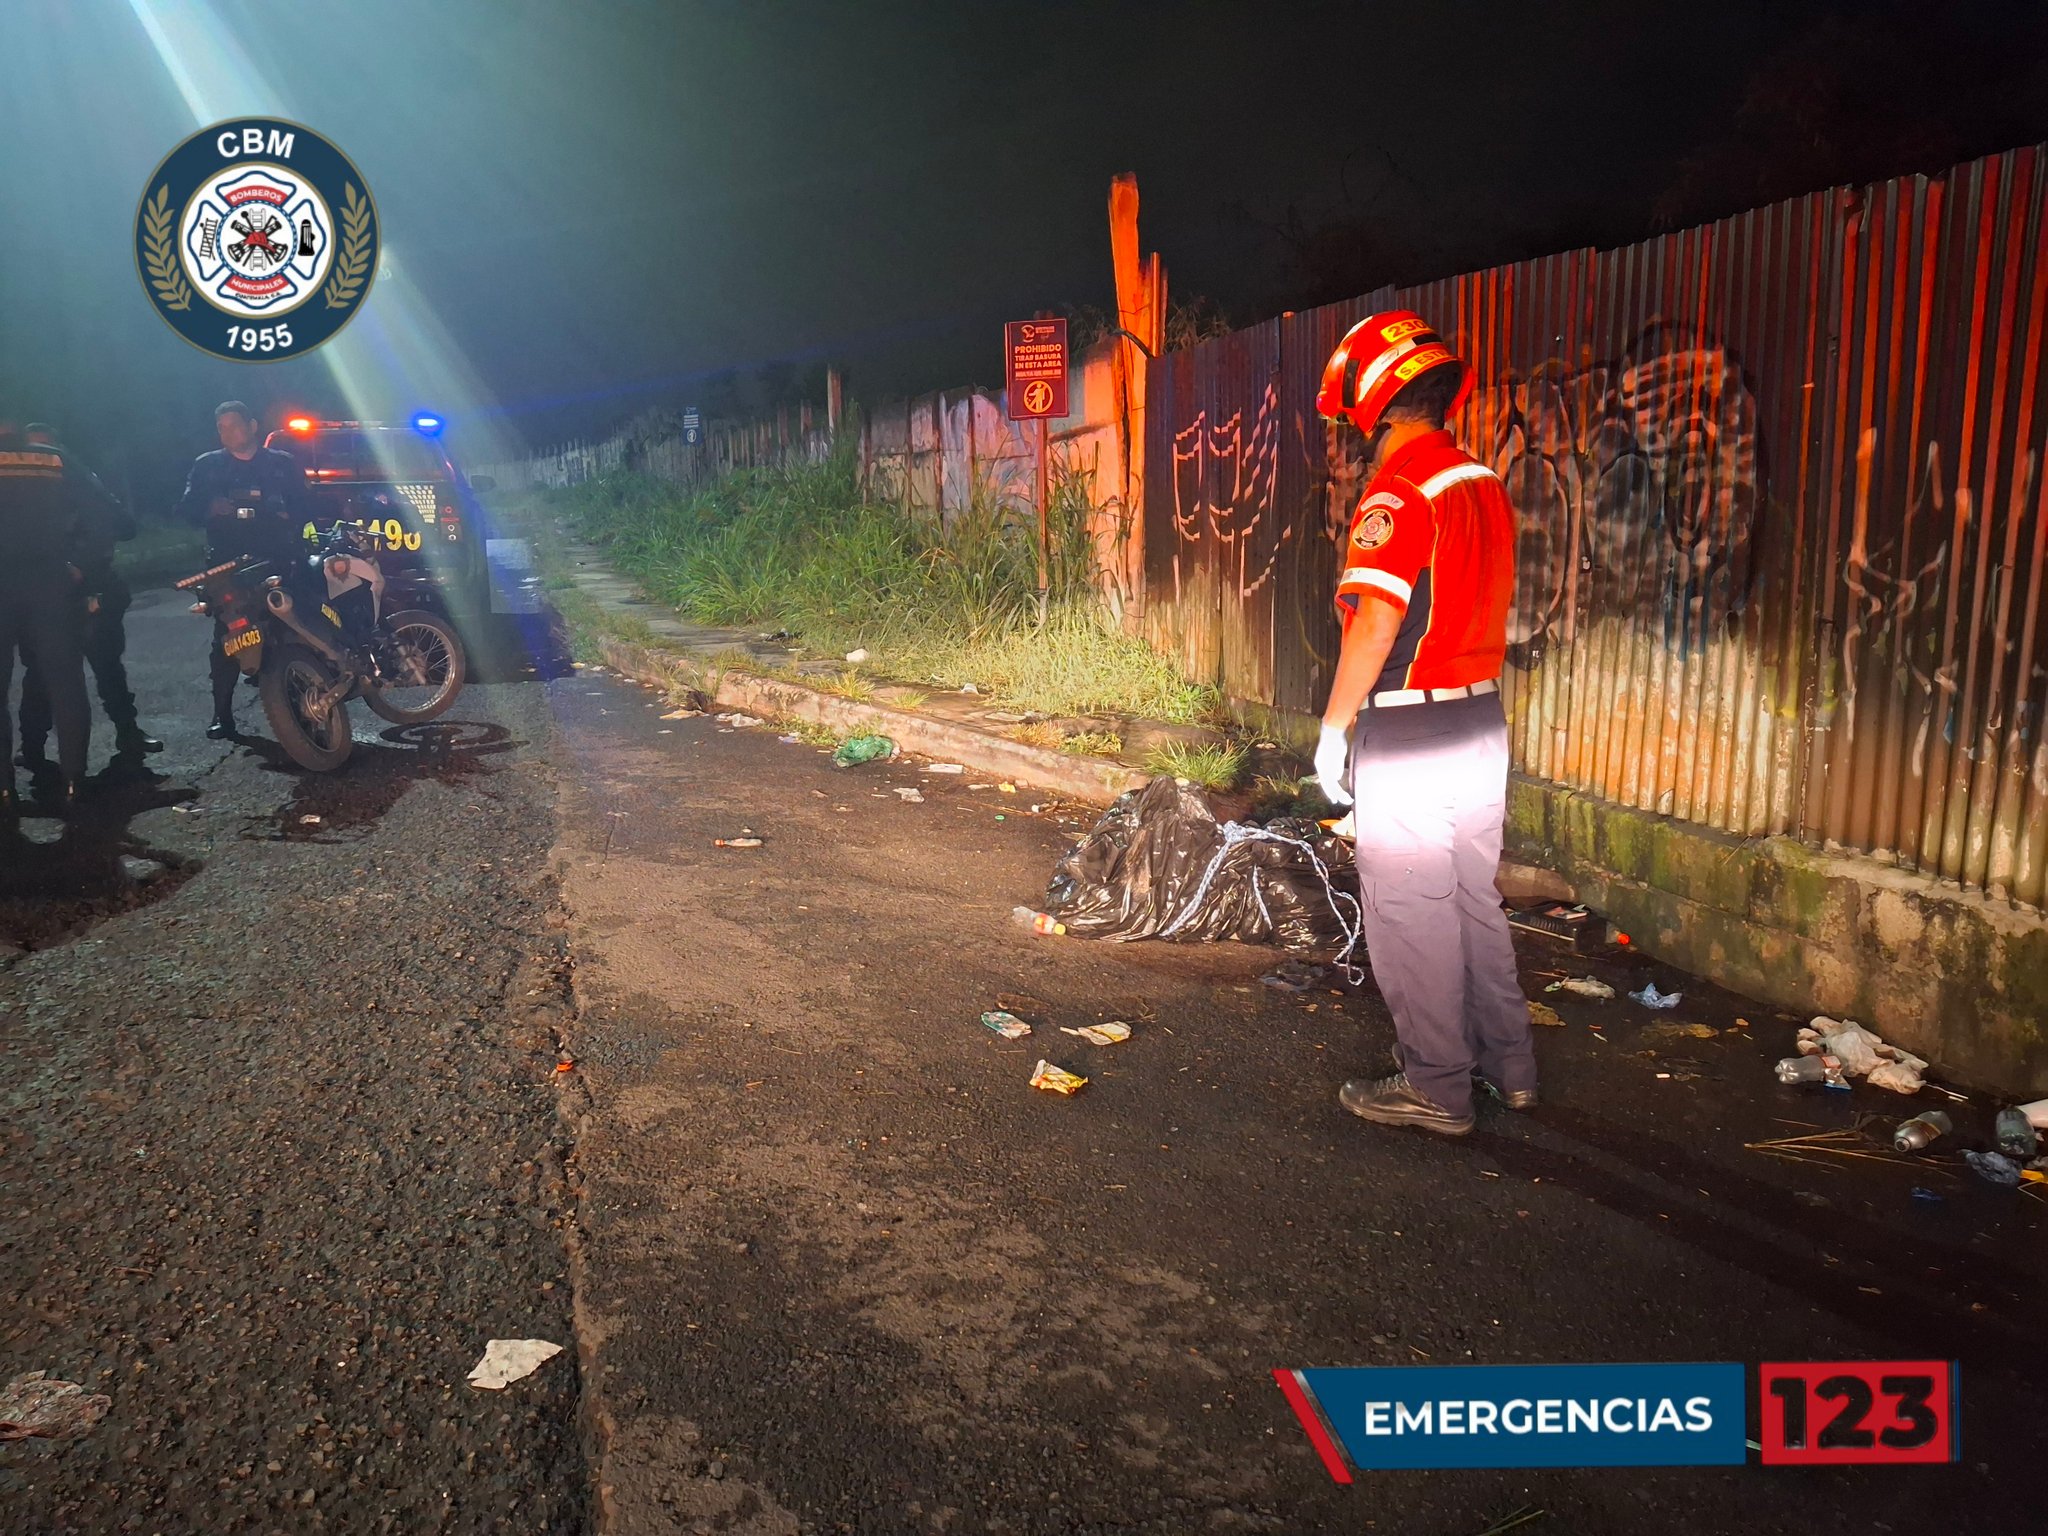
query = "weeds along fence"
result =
(1147, 143, 2048, 908)
(476, 340, 1142, 620)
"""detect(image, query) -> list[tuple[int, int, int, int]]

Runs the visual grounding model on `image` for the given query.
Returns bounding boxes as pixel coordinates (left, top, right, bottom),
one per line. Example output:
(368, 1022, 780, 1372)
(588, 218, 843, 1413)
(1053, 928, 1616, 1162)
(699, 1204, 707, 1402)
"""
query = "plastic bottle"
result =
(1994, 1107, 2039, 1160)
(1894, 1110, 1953, 1154)
(1011, 906, 1067, 936)
(1775, 1056, 1828, 1084)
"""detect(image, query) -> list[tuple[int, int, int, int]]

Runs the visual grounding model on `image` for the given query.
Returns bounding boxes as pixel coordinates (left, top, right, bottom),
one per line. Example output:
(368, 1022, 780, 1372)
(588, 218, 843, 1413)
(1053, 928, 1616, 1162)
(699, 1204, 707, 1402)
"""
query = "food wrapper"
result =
(981, 1010, 1032, 1039)
(1060, 1022, 1132, 1046)
(1029, 1059, 1088, 1094)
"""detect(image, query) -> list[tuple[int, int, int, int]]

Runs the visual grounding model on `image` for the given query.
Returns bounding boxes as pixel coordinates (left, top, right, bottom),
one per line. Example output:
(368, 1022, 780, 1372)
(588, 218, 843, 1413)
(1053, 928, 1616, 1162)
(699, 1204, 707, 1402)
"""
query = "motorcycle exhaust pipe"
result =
(263, 586, 351, 667)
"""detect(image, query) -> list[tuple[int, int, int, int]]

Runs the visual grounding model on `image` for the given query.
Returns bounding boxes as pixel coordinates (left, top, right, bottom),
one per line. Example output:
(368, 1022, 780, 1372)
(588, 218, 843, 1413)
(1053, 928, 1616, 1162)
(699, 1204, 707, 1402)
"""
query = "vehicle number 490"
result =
(227, 324, 294, 354)
(1759, 1360, 1957, 1464)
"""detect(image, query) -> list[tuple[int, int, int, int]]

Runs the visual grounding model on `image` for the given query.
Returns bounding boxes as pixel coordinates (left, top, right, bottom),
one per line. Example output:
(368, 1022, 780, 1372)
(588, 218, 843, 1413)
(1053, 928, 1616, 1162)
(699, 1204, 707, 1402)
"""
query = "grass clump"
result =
(540, 447, 1217, 724)
(1061, 730, 1124, 757)
(1145, 740, 1248, 790)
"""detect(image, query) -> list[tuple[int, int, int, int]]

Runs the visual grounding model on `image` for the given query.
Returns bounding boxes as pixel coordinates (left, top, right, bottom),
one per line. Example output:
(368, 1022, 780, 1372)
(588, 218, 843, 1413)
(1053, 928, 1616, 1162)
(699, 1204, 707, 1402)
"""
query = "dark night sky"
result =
(3, 0, 2044, 503)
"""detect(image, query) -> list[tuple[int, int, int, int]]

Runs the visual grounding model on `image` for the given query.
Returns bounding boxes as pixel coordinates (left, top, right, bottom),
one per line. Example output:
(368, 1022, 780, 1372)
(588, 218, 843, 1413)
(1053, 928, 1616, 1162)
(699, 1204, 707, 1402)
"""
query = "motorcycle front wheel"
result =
(260, 644, 355, 771)
(364, 609, 467, 726)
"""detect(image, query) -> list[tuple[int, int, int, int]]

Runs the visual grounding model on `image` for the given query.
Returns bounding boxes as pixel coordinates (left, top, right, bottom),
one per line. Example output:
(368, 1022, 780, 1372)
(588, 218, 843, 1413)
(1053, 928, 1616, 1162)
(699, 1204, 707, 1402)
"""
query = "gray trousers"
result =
(1350, 692, 1533, 1117)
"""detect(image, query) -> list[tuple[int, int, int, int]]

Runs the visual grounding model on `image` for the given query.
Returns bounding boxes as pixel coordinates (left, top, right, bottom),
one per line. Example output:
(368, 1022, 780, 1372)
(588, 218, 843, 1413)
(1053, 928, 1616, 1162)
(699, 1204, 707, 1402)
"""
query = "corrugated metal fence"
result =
(1146, 145, 2048, 908)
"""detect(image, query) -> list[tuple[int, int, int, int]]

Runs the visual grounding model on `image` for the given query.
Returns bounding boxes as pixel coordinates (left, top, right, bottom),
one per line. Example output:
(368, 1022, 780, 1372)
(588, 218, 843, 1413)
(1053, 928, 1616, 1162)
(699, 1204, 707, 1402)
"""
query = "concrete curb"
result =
(587, 637, 1150, 806)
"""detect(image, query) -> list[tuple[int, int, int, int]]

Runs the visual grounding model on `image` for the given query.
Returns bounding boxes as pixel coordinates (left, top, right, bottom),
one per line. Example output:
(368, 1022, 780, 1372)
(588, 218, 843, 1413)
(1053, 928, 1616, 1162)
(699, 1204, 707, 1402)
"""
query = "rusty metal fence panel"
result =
(1144, 144, 2048, 908)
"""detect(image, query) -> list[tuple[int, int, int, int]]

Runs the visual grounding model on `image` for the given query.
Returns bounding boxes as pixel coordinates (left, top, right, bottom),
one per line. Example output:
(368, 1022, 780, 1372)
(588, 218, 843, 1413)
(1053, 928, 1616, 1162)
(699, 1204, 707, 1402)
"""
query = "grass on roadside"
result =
(536, 450, 1220, 725)
(1144, 740, 1248, 790)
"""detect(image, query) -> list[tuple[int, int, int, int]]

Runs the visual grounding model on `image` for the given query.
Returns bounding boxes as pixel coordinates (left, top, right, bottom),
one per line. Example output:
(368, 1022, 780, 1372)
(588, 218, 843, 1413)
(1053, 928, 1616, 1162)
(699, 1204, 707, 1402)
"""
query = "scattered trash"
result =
(466, 1339, 564, 1390)
(1995, 1107, 2041, 1159)
(1545, 976, 1616, 1000)
(1629, 982, 1683, 1009)
(921, 763, 965, 775)
(1029, 1059, 1088, 1095)
(1643, 1021, 1717, 1041)
(981, 1010, 1033, 1039)
(1732, 1017, 1753, 1029)
(1795, 1019, 1930, 1095)
(893, 787, 925, 803)
(833, 734, 896, 767)
(1776, 1055, 1845, 1086)
(1527, 1001, 1567, 1027)
(660, 709, 699, 720)
(1261, 959, 1329, 993)
(1040, 777, 1362, 969)
(1866, 1061, 1928, 1095)
(997, 782, 1017, 794)
(1505, 900, 1613, 952)
(1964, 1150, 2023, 1187)
(0, 1372, 112, 1442)
(1911, 1187, 1946, 1204)
(778, 733, 801, 744)
(844, 647, 870, 663)
(713, 836, 764, 848)
(960, 682, 979, 694)
(714, 711, 765, 728)
(1893, 1110, 1954, 1154)
(1061, 1022, 1132, 1045)
(298, 814, 322, 826)
(1011, 906, 1068, 936)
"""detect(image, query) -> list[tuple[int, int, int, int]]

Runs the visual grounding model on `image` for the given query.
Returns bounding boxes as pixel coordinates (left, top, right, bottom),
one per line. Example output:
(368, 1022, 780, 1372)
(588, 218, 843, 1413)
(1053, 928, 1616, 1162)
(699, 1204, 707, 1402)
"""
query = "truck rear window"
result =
(284, 431, 450, 484)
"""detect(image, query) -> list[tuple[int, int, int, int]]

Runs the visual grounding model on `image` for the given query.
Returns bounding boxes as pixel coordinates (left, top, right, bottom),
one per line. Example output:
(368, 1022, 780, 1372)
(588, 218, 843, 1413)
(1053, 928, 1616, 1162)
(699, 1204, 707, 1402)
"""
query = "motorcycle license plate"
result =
(223, 627, 263, 670)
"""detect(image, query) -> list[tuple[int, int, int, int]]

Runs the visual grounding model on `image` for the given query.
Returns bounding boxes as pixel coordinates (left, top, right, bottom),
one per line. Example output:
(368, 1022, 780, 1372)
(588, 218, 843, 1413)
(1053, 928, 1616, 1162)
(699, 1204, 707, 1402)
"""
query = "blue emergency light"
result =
(412, 412, 444, 435)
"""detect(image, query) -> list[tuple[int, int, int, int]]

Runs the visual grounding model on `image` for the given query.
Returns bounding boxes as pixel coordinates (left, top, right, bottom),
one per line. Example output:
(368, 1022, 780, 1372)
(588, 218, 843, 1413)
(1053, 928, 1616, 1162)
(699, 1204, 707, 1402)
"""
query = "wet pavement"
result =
(4, 588, 2044, 1534)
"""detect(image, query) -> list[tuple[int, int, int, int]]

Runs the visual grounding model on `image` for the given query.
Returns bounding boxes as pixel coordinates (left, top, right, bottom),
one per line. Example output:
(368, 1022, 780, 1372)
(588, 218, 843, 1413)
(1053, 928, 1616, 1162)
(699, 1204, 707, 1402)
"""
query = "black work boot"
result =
(206, 717, 238, 741)
(114, 723, 165, 755)
(1338, 1073, 1475, 1136)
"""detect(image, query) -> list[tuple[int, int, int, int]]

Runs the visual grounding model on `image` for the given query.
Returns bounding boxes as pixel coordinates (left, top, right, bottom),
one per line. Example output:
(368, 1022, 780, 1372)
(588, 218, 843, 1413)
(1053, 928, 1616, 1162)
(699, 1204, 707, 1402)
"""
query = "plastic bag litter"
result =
(1546, 975, 1616, 1000)
(833, 734, 895, 766)
(1040, 777, 1361, 967)
(1795, 1018, 1929, 1093)
(1629, 982, 1683, 1009)
(1, 1372, 112, 1442)
(1964, 1150, 2023, 1187)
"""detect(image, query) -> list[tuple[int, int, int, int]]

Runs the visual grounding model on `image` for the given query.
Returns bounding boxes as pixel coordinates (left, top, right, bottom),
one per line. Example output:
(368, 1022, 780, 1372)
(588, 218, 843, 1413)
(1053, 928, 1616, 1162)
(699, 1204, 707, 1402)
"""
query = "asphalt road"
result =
(3, 589, 585, 1533)
(550, 666, 2047, 1534)
(5, 587, 2046, 1535)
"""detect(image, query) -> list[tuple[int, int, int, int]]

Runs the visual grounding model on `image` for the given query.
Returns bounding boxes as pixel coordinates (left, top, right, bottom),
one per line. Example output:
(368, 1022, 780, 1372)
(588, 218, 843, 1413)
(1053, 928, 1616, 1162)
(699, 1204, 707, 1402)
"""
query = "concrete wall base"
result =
(1507, 776, 2048, 1095)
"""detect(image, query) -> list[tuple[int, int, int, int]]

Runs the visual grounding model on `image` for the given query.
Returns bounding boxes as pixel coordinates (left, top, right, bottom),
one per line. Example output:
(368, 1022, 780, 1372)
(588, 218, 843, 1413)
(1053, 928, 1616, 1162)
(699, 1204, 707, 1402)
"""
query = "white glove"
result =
(1314, 722, 1353, 806)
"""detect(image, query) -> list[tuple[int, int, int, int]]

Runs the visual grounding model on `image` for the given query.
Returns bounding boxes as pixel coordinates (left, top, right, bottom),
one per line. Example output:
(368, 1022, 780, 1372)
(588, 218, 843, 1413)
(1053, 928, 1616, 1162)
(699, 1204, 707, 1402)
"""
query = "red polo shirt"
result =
(1334, 429, 1514, 691)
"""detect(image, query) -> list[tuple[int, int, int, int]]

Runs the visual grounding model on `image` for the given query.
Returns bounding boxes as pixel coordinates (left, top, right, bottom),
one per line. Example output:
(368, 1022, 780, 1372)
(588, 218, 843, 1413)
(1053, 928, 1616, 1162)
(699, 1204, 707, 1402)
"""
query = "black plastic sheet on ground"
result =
(1042, 776, 1361, 959)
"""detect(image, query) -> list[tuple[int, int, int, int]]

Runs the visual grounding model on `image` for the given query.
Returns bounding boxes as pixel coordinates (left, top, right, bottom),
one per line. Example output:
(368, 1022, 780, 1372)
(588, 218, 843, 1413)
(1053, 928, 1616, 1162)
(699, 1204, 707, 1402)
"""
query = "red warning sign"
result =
(1005, 318, 1068, 420)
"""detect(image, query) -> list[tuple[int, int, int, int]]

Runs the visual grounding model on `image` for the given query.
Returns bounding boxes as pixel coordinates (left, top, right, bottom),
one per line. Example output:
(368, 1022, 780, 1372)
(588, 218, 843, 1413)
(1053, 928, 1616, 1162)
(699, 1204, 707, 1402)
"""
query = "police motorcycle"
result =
(175, 520, 466, 772)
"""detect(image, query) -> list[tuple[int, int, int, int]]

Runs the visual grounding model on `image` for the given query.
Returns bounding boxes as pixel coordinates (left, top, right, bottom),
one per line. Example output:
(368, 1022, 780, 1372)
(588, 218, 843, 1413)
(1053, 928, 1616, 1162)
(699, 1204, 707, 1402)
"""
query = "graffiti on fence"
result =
(1167, 380, 1283, 597)
(1475, 320, 1761, 656)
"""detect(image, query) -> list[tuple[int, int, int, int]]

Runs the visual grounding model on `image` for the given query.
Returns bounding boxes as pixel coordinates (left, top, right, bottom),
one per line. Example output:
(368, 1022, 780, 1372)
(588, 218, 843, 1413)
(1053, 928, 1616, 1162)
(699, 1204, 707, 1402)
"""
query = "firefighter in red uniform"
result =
(1313, 312, 1535, 1136)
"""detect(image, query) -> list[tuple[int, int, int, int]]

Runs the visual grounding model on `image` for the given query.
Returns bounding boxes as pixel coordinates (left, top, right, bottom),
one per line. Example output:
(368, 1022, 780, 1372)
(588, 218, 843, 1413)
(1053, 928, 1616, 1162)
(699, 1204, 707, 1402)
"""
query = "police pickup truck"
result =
(264, 412, 495, 619)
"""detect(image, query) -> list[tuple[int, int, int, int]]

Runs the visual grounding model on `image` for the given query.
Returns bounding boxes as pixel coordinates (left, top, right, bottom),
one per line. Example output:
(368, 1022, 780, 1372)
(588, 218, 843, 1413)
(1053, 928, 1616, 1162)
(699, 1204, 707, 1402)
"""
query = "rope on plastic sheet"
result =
(1157, 822, 1365, 984)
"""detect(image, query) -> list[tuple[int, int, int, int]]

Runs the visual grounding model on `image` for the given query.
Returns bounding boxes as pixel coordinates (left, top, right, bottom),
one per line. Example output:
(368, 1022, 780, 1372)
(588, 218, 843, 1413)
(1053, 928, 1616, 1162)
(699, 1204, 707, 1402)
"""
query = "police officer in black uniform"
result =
(175, 401, 307, 739)
(0, 415, 108, 815)
(16, 423, 163, 766)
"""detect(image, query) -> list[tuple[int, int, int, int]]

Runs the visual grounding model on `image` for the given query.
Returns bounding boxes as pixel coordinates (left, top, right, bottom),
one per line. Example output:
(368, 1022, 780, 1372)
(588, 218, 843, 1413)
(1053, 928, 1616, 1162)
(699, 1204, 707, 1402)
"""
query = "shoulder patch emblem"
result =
(1351, 504, 1396, 552)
